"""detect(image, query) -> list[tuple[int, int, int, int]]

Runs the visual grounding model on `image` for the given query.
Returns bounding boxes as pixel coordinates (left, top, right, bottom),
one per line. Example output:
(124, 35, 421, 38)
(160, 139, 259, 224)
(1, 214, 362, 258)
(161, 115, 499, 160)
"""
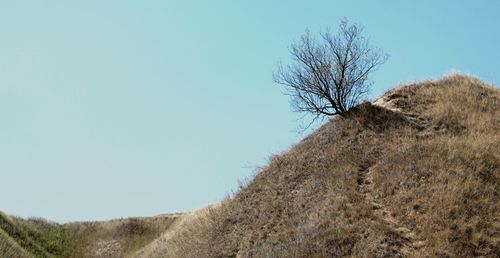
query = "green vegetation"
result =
(0, 211, 75, 258)
(0, 211, 179, 258)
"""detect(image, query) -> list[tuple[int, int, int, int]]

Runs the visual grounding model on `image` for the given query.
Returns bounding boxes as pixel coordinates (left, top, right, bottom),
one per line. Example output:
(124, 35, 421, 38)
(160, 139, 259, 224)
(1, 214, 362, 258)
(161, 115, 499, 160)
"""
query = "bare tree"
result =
(274, 20, 388, 118)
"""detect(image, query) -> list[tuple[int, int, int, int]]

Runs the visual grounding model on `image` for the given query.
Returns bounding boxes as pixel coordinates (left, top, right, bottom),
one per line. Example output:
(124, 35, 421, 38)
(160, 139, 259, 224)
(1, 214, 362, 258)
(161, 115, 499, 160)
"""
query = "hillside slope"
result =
(0, 227, 32, 258)
(0, 211, 181, 258)
(161, 74, 499, 257)
(63, 214, 180, 258)
(0, 211, 74, 258)
(1, 74, 498, 257)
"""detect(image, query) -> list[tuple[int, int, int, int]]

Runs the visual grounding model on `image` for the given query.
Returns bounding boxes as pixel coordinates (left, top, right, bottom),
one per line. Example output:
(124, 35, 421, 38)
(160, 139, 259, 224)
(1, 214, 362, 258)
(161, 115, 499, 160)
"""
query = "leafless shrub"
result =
(274, 20, 388, 120)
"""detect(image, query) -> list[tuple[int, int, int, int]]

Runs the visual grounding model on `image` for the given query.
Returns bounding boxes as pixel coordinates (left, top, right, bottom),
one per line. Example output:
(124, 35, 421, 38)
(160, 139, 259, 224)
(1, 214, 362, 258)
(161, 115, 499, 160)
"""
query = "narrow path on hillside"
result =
(357, 165, 426, 256)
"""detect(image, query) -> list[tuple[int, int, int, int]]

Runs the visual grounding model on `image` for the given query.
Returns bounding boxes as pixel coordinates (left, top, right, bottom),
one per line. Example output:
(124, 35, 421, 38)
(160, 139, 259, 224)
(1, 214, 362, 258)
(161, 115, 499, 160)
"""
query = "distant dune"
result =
(1, 74, 499, 257)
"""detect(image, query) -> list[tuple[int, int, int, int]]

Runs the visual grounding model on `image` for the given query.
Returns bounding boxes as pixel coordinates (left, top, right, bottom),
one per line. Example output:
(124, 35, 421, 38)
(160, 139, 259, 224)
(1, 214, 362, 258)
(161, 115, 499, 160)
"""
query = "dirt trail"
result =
(373, 94, 432, 130)
(368, 97, 428, 255)
(357, 165, 426, 256)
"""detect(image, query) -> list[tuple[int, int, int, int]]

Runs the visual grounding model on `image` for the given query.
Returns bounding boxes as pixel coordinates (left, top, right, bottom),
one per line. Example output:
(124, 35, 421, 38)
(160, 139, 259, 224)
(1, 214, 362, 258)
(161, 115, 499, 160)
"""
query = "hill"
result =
(0, 211, 181, 257)
(155, 74, 499, 257)
(1, 74, 499, 257)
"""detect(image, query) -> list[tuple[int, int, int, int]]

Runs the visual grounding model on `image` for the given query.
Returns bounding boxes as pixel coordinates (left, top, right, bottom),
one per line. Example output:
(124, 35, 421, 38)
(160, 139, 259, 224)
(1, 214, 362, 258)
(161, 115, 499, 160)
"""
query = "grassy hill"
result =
(156, 74, 499, 257)
(1, 74, 499, 257)
(0, 211, 181, 258)
(0, 211, 74, 258)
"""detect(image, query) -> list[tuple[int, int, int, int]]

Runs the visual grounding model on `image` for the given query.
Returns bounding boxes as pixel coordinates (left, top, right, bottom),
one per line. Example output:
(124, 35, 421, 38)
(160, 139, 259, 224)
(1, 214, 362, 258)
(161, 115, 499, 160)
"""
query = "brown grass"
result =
(1, 74, 498, 257)
(166, 74, 499, 257)
(64, 215, 179, 258)
(134, 206, 216, 257)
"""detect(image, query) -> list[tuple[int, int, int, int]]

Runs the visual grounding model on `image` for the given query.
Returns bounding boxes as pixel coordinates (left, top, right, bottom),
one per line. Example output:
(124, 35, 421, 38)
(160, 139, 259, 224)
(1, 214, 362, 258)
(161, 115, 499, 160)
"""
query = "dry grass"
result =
(64, 215, 179, 258)
(134, 206, 216, 257)
(165, 74, 499, 257)
(1, 74, 498, 257)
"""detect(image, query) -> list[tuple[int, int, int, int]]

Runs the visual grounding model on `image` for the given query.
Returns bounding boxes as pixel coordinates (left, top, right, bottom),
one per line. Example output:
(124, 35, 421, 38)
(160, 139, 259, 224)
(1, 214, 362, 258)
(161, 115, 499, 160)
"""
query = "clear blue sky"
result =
(1, 1, 498, 223)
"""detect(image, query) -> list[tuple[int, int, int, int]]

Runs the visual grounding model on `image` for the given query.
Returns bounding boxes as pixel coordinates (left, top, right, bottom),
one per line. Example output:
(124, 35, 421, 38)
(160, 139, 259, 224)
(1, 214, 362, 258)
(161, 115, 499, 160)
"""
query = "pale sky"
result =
(1, 1, 498, 222)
